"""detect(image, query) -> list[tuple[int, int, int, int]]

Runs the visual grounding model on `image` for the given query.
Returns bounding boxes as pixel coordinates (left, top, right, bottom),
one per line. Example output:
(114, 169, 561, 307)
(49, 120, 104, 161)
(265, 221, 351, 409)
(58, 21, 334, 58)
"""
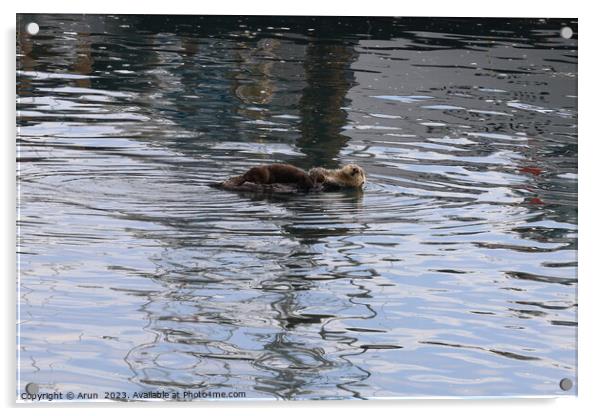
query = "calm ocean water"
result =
(17, 15, 577, 399)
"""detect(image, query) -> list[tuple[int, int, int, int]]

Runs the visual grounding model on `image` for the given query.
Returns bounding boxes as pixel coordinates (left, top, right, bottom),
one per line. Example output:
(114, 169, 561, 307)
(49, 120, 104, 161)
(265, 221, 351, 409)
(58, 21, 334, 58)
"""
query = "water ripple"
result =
(17, 15, 577, 399)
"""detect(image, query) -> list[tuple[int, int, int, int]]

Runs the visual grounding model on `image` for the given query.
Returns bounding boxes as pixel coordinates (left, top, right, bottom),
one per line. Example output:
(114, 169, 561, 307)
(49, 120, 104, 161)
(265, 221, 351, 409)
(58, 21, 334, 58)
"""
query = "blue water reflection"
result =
(17, 15, 577, 399)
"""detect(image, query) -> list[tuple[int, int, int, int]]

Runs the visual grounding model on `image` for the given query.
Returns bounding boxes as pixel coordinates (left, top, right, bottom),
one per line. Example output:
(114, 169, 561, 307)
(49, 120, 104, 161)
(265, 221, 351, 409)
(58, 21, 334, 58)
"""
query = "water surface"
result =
(17, 15, 577, 399)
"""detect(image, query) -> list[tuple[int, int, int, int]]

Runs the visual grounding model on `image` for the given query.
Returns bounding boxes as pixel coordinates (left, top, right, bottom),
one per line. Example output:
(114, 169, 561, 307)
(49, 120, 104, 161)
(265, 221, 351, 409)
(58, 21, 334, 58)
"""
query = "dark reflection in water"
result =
(297, 40, 357, 168)
(17, 14, 577, 399)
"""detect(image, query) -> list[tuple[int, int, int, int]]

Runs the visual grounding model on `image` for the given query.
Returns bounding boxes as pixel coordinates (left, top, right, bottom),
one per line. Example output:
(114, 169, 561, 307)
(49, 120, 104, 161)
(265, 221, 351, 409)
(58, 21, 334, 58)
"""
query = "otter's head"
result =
(340, 164, 366, 188)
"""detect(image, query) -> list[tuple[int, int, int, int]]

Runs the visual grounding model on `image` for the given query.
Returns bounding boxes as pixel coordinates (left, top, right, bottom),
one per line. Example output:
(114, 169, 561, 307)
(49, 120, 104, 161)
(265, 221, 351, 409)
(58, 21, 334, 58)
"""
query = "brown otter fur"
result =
(309, 164, 366, 189)
(233, 163, 315, 191)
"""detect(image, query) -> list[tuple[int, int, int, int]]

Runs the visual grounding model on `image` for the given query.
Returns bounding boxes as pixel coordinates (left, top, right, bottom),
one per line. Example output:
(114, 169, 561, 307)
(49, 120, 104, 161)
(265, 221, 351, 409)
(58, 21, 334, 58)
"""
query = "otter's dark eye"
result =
(351, 168, 358, 176)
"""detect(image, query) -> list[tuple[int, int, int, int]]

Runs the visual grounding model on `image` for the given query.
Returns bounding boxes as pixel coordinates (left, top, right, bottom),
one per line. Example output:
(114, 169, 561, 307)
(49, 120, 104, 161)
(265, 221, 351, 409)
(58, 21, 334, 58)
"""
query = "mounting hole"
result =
(26, 22, 39, 36)
(559, 377, 573, 391)
(560, 26, 573, 39)
(25, 382, 39, 395)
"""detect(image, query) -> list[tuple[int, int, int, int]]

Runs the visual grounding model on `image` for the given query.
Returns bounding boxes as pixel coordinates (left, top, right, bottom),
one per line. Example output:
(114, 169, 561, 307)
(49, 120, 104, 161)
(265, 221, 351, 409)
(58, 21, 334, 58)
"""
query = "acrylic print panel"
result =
(16, 14, 577, 402)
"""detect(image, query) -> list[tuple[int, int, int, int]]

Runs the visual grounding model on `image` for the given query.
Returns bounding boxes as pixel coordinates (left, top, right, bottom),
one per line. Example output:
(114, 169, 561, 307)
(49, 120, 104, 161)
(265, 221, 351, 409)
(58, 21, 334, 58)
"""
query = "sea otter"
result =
(211, 163, 366, 193)
(231, 163, 316, 191)
(309, 164, 366, 190)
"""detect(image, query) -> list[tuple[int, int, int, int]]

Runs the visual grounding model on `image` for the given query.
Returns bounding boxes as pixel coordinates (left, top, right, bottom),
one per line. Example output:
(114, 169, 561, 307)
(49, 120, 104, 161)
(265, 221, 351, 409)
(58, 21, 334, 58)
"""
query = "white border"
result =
(5, 0, 584, 18)
(3, 1, 600, 415)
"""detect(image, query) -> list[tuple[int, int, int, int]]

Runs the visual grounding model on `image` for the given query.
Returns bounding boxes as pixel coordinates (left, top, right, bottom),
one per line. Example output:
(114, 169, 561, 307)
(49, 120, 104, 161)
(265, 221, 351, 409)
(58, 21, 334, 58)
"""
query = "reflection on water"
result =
(17, 15, 577, 399)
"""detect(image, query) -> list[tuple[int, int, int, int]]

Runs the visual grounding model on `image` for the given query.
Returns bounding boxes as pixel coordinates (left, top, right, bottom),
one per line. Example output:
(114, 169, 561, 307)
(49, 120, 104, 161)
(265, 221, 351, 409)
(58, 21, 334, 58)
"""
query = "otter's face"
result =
(341, 164, 366, 188)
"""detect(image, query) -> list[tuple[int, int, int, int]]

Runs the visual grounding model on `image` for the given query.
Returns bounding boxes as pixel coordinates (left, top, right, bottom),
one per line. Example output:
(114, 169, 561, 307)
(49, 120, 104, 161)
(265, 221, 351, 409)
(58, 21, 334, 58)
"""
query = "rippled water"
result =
(17, 15, 577, 399)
